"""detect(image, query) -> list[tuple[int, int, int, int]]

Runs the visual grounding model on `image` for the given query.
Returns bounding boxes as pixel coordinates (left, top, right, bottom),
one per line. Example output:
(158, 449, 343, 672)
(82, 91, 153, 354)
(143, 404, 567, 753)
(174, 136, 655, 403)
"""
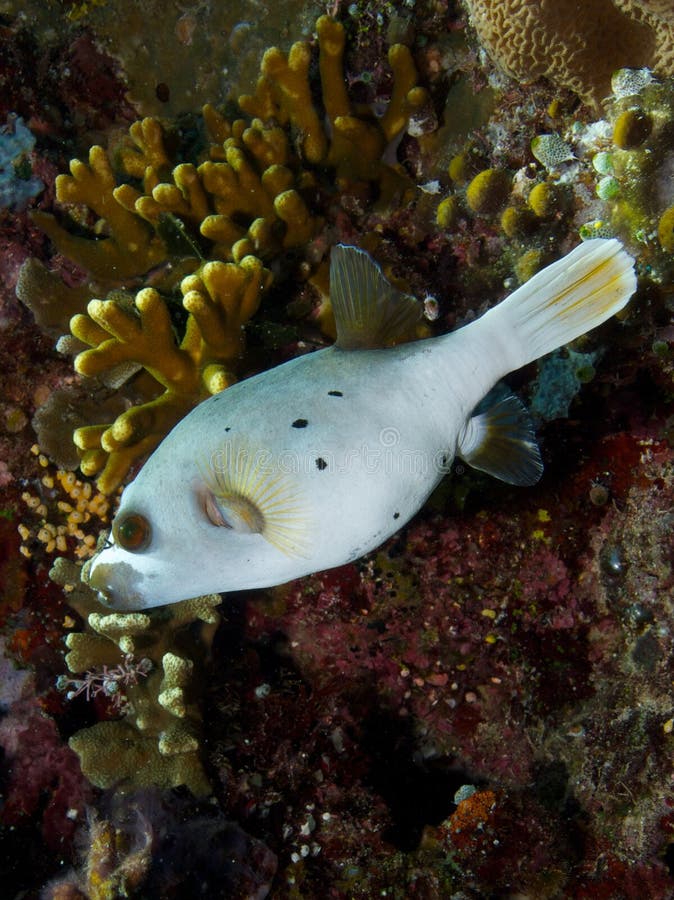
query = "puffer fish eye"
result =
(114, 512, 152, 552)
(203, 490, 231, 529)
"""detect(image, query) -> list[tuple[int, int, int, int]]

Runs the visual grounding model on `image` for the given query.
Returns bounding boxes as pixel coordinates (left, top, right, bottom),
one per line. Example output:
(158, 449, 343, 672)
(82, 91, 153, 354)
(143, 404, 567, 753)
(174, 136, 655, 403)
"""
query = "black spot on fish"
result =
(316, 457, 327, 471)
(393, 512, 400, 519)
(225, 427, 231, 432)
(292, 418, 308, 428)
(328, 390, 343, 397)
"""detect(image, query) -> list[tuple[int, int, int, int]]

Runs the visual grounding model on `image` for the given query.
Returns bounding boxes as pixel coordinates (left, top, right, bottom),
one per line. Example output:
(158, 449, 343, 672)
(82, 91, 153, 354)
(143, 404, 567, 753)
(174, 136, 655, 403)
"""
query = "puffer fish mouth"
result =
(82, 556, 147, 611)
(93, 585, 117, 608)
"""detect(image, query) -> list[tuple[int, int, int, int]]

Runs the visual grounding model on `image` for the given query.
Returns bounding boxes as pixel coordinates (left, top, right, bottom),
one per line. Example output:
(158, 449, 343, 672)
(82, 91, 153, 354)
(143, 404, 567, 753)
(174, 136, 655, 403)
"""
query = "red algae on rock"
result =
(0, 639, 94, 870)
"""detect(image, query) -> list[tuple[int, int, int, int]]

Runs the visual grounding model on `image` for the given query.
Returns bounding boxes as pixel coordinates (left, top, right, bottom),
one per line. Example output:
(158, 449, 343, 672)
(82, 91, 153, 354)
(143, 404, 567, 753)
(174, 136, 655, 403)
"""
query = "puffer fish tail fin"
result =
(330, 244, 422, 349)
(487, 238, 636, 368)
(458, 395, 543, 486)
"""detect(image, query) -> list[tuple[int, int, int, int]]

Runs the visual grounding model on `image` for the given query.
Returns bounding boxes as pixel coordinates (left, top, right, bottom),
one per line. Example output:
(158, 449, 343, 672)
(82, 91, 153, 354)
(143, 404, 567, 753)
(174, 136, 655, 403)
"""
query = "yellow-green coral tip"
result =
(613, 108, 652, 150)
(515, 247, 546, 284)
(658, 205, 674, 253)
(436, 195, 460, 230)
(528, 182, 559, 218)
(500, 205, 536, 238)
(203, 364, 235, 394)
(466, 168, 511, 215)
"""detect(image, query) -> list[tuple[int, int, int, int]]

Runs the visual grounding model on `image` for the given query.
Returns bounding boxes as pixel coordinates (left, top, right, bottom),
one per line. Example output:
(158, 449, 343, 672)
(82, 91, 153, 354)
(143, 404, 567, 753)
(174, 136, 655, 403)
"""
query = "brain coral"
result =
(630, 0, 673, 23)
(463, 0, 674, 108)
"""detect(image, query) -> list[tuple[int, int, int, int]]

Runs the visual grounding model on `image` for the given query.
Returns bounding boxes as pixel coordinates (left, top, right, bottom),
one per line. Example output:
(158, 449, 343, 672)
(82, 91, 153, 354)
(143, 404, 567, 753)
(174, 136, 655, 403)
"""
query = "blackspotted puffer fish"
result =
(84, 239, 635, 610)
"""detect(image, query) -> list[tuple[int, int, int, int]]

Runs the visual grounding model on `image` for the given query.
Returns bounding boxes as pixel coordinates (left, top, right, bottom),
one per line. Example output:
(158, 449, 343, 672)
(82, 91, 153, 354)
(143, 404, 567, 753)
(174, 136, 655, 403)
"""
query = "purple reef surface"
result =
(1, 1, 674, 898)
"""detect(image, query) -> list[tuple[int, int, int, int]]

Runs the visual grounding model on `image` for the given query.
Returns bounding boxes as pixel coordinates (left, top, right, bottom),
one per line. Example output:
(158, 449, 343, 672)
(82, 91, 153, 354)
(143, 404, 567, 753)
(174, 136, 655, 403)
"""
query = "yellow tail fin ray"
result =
(486, 238, 636, 368)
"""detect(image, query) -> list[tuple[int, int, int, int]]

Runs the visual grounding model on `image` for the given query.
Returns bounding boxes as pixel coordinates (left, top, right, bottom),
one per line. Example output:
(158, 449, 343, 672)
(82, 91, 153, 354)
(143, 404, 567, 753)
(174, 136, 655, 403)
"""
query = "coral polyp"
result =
(18, 445, 111, 560)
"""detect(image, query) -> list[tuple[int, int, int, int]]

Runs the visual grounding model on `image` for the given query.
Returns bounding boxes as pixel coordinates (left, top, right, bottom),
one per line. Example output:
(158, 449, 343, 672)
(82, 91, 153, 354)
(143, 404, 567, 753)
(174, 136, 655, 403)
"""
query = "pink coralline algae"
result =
(223, 423, 674, 895)
(0, 640, 93, 858)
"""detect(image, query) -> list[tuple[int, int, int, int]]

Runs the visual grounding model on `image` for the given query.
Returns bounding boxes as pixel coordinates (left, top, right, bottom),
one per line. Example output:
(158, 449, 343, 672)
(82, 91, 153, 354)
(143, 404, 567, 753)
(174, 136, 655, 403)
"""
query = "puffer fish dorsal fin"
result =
(330, 245, 422, 349)
(199, 440, 311, 558)
(457, 395, 543, 486)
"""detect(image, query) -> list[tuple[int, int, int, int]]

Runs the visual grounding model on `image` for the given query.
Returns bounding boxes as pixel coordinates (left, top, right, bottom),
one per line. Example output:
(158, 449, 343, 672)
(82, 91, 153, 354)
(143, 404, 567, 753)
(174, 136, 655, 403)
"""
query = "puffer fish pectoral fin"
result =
(199, 440, 311, 558)
(330, 244, 422, 349)
(457, 395, 543, 486)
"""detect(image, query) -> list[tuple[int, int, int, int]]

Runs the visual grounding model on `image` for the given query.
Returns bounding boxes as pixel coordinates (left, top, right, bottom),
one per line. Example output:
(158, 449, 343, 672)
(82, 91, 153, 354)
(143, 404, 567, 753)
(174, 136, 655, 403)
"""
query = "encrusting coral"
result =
(41, 790, 278, 899)
(20, 16, 429, 494)
(44, 813, 152, 900)
(462, 0, 674, 109)
(437, 61, 674, 294)
(50, 557, 221, 795)
(582, 71, 674, 274)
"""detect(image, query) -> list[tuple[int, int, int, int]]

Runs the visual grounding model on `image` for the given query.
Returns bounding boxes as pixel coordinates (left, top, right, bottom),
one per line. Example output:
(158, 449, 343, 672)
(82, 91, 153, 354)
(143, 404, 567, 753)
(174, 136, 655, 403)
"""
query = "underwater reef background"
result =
(1, 0, 674, 897)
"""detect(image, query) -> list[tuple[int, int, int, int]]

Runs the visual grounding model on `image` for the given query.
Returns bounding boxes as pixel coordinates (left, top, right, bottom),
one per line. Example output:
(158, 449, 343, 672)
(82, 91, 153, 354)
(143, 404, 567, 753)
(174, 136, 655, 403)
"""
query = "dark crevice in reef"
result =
(360, 709, 471, 852)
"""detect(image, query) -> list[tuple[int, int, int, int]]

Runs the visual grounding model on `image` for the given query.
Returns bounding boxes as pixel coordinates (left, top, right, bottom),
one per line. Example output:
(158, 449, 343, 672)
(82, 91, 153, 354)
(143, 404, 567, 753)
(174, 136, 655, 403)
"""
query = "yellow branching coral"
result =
(26, 15, 428, 493)
(195, 118, 319, 262)
(33, 143, 168, 282)
(241, 16, 429, 186)
(51, 557, 221, 794)
(240, 33, 328, 165)
(115, 115, 173, 180)
(71, 255, 271, 493)
(30, 109, 313, 315)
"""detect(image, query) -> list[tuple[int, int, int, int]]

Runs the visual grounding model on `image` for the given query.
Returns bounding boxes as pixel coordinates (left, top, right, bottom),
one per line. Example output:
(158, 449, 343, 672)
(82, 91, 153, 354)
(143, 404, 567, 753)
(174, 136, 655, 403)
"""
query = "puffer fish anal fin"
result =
(198, 440, 311, 559)
(457, 395, 543, 486)
(330, 244, 423, 350)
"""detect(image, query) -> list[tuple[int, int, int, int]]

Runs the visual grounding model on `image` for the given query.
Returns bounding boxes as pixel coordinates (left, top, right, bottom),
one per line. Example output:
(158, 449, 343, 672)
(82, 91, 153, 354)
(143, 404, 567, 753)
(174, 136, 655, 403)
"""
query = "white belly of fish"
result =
(169, 340, 466, 573)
